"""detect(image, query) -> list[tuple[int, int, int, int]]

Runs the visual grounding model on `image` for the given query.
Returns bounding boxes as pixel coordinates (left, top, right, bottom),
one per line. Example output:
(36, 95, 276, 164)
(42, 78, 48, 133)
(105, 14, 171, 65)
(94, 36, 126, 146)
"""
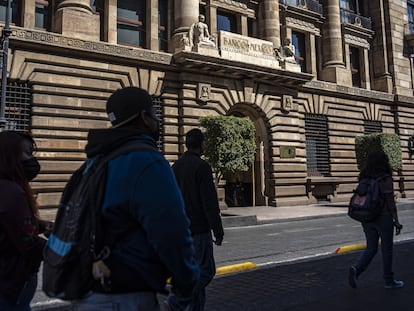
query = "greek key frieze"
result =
(11, 29, 172, 64)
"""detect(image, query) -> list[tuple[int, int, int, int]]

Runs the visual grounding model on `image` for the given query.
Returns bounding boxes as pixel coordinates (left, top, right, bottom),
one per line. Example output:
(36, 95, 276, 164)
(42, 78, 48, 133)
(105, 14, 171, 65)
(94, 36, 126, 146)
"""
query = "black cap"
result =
(106, 87, 153, 128)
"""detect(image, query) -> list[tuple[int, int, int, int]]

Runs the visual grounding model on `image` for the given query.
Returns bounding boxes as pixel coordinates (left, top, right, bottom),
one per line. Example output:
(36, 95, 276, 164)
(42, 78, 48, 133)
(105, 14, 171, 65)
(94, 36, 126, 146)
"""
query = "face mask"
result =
(22, 157, 41, 181)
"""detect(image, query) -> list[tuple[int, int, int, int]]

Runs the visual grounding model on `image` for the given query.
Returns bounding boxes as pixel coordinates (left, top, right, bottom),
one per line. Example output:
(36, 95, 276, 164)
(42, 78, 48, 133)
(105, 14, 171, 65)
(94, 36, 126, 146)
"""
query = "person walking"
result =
(70, 87, 199, 311)
(348, 150, 404, 289)
(0, 131, 52, 311)
(171, 128, 224, 311)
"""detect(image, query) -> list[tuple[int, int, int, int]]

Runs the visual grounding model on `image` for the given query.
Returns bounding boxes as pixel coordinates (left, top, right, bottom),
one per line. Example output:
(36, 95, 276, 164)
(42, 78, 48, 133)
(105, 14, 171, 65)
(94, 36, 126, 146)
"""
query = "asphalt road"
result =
(214, 209, 414, 267)
(31, 209, 414, 310)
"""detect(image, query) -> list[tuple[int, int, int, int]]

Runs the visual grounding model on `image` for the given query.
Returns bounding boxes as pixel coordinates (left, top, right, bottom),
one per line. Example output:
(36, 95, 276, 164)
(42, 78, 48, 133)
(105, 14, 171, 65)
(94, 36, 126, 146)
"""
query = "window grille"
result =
(305, 114, 330, 176)
(363, 120, 382, 135)
(152, 96, 163, 152)
(1, 81, 32, 132)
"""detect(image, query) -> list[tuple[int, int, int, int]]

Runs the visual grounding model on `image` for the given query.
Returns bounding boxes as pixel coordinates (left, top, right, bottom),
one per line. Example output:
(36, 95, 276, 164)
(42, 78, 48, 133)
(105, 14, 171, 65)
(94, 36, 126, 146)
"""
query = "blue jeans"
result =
(0, 273, 37, 311)
(169, 232, 215, 311)
(72, 291, 162, 311)
(353, 214, 395, 283)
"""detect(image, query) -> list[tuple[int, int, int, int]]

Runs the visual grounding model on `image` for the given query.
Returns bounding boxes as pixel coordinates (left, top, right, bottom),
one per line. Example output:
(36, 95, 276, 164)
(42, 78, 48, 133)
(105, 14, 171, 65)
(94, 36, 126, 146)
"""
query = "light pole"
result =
(0, 0, 11, 130)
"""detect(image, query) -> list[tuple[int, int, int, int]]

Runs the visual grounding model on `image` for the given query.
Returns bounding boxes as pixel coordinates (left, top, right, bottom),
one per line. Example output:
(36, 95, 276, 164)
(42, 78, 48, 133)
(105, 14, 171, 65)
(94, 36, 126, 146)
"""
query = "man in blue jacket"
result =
(72, 87, 199, 310)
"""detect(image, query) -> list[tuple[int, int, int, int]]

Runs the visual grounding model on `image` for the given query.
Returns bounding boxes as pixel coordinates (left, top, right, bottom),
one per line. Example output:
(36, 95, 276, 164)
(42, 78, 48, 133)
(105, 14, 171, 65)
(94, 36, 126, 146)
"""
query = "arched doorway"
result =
(225, 104, 272, 207)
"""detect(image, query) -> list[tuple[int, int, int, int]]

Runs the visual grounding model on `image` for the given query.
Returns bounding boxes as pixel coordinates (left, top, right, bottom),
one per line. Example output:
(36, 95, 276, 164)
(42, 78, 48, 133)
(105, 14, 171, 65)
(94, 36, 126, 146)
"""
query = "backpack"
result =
(42, 141, 158, 300)
(348, 176, 385, 222)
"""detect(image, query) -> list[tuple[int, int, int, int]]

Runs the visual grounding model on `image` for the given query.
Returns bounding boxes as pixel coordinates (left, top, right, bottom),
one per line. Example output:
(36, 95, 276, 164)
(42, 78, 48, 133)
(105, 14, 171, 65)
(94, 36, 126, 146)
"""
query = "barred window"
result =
(305, 114, 330, 176)
(1, 81, 32, 132)
(363, 120, 382, 135)
(152, 96, 163, 152)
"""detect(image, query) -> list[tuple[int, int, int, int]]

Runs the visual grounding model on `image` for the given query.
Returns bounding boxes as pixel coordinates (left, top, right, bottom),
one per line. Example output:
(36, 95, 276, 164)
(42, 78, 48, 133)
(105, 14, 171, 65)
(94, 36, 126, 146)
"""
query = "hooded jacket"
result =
(85, 127, 199, 296)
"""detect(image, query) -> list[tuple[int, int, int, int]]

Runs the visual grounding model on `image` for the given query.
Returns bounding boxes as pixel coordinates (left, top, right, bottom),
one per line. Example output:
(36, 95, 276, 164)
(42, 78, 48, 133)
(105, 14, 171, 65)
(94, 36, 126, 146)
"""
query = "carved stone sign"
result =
(219, 31, 280, 69)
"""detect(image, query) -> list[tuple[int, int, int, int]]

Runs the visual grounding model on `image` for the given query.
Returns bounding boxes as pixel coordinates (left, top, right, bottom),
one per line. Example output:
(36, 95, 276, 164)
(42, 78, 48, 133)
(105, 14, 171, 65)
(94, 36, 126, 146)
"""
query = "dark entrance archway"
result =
(225, 103, 272, 207)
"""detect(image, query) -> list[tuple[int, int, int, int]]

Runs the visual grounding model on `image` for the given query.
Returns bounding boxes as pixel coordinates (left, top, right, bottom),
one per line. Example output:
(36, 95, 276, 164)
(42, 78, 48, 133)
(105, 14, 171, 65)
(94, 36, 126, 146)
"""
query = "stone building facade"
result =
(3, 0, 414, 212)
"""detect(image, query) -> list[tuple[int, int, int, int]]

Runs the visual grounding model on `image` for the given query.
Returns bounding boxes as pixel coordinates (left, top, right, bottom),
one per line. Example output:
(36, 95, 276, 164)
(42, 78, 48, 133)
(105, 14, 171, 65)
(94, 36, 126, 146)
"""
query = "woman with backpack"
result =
(0, 131, 52, 310)
(348, 150, 404, 289)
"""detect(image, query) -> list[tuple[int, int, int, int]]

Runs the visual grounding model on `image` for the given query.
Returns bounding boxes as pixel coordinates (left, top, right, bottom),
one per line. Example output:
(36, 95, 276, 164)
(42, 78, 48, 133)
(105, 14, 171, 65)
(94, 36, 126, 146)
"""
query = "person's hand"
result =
(394, 222, 403, 235)
(214, 236, 223, 246)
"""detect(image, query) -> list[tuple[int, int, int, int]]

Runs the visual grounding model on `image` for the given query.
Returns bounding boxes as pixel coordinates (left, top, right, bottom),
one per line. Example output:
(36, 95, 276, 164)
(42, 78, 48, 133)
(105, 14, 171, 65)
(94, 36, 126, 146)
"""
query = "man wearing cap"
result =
(170, 128, 224, 311)
(71, 87, 199, 310)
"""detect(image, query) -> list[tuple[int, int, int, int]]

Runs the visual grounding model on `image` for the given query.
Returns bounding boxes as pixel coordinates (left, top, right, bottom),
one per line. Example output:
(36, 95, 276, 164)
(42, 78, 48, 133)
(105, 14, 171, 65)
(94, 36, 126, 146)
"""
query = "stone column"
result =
(370, 0, 392, 92)
(54, 0, 100, 41)
(106, 0, 117, 44)
(206, 4, 217, 35)
(22, 0, 35, 28)
(262, 0, 280, 48)
(308, 33, 318, 76)
(148, 0, 159, 50)
(321, 0, 351, 86)
(173, 0, 199, 35)
(362, 48, 371, 90)
(239, 15, 248, 36)
(172, 0, 199, 51)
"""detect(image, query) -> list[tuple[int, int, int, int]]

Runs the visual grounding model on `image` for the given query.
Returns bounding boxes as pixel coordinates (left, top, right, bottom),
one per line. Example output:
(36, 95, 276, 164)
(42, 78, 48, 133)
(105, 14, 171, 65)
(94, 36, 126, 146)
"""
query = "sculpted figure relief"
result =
(189, 15, 216, 48)
(275, 38, 297, 64)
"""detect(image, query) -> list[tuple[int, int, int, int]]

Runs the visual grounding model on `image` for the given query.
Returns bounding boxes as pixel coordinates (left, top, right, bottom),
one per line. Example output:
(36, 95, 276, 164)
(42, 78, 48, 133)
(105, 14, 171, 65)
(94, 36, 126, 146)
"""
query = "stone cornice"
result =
(304, 80, 395, 102)
(286, 17, 320, 36)
(10, 27, 172, 65)
(344, 34, 370, 49)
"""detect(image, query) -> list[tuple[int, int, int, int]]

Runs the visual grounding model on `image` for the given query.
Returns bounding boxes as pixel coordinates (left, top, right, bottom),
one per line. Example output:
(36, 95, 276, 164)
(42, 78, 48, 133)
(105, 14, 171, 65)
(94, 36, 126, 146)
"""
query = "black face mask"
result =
(22, 157, 41, 181)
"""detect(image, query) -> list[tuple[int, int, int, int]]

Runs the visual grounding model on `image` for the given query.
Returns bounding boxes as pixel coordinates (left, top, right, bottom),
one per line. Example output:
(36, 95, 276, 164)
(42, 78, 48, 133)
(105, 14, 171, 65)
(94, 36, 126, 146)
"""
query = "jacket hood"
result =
(85, 127, 155, 158)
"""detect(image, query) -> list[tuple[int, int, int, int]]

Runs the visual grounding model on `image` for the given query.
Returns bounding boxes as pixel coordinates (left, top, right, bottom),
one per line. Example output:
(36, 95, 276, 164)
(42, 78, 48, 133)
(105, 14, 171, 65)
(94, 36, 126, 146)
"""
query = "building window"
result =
(35, 0, 52, 30)
(158, 0, 168, 52)
(117, 0, 146, 47)
(91, 0, 105, 40)
(363, 121, 382, 135)
(340, 0, 359, 13)
(1, 81, 32, 132)
(217, 10, 237, 33)
(292, 31, 306, 72)
(248, 17, 255, 37)
(408, 1, 414, 34)
(152, 96, 163, 152)
(350, 46, 361, 87)
(0, 0, 19, 25)
(305, 114, 330, 177)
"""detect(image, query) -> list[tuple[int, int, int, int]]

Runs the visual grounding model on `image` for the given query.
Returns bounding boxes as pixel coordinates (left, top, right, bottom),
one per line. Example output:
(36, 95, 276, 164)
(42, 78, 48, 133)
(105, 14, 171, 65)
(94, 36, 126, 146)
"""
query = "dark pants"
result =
(0, 273, 37, 311)
(353, 214, 395, 283)
(169, 232, 215, 311)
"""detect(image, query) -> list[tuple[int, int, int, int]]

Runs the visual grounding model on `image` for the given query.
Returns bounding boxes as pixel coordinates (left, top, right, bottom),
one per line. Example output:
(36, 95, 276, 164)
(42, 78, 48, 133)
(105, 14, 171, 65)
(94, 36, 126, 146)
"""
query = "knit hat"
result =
(106, 87, 153, 128)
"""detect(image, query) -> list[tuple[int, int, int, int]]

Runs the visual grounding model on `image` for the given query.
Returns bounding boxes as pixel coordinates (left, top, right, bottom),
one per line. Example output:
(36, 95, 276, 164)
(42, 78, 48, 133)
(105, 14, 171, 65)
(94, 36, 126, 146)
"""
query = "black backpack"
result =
(348, 176, 385, 222)
(42, 141, 158, 300)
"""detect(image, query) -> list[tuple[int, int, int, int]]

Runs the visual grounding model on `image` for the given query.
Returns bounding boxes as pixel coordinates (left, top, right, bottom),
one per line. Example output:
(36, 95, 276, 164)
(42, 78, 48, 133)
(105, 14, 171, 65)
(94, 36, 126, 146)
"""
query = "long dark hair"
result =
(0, 131, 39, 216)
(359, 150, 392, 180)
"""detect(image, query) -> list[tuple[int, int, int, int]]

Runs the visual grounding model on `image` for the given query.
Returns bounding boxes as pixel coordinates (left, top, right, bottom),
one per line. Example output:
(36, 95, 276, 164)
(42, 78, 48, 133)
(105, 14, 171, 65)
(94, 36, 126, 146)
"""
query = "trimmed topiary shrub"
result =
(199, 115, 256, 187)
(355, 133, 402, 171)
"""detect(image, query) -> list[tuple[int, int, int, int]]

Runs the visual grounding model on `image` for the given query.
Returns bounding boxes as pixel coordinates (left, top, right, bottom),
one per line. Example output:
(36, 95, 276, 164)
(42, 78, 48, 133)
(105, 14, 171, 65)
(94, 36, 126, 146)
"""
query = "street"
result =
(214, 209, 414, 267)
(32, 208, 414, 310)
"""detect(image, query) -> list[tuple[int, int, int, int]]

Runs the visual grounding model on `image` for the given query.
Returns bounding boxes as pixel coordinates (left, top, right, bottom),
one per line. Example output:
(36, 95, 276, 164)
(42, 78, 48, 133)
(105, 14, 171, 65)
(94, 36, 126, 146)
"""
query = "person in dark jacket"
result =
(171, 128, 224, 311)
(66, 87, 199, 310)
(348, 150, 404, 289)
(0, 131, 52, 311)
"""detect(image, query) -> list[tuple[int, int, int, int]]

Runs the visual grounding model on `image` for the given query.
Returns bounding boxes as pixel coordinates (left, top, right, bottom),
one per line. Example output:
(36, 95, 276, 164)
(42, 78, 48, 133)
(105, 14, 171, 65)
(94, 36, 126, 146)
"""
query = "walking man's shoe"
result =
(384, 280, 404, 289)
(348, 266, 357, 289)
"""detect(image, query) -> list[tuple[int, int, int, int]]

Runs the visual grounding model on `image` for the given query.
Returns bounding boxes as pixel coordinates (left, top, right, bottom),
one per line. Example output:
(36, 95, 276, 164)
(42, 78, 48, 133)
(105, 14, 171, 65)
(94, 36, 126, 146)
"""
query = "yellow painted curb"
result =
(216, 261, 257, 276)
(334, 243, 366, 254)
(166, 261, 257, 284)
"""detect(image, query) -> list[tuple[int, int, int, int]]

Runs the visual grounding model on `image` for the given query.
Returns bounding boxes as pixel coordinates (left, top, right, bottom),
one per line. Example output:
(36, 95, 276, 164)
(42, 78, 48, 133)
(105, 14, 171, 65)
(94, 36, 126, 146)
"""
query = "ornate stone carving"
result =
(282, 95, 294, 113)
(213, 0, 248, 10)
(189, 15, 216, 49)
(286, 17, 320, 36)
(11, 28, 172, 64)
(344, 34, 370, 49)
(198, 83, 211, 103)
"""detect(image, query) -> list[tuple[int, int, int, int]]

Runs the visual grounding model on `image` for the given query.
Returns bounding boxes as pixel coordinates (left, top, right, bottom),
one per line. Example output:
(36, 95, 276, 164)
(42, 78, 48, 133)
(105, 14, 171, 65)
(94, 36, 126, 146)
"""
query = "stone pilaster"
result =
(370, 0, 393, 93)
(22, 0, 35, 28)
(261, 0, 280, 48)
(321, 0, 351, 86)
(54, 0, 100, 41)
(148, 0, 159, 50)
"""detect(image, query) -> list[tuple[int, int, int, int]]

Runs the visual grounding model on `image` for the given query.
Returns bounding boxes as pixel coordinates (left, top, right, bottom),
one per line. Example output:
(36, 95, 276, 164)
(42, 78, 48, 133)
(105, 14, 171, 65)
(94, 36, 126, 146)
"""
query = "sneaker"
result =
(348, 266, 358, 289)
(384, 280, 404, 289)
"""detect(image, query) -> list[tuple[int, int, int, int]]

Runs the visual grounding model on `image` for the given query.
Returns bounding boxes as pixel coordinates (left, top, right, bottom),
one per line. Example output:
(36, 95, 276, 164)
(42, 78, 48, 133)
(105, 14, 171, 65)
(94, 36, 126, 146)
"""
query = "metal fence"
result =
(340, 9, 372, 30)
(0, 81, 32, 131)
(279, 0, 323, 15)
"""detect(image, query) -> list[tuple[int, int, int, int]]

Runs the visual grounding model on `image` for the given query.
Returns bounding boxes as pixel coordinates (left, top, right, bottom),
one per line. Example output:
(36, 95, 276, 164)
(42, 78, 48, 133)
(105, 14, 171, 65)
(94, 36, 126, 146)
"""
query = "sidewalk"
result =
(220, 198, 414, 227)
